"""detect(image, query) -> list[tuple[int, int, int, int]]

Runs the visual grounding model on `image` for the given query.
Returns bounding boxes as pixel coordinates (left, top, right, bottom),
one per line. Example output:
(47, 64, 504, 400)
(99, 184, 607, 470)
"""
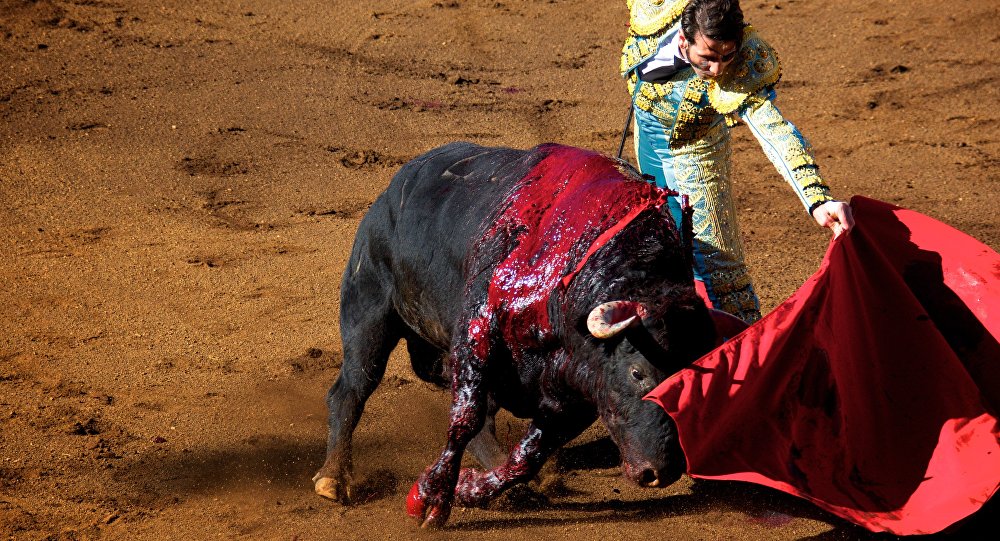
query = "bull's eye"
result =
(631, 368, 644, 381)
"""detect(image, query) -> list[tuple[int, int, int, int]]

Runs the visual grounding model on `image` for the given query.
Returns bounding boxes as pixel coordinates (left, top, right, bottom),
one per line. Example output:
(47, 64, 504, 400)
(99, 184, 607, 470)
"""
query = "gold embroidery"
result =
(671, 134, 762, 322)
(742, 97, 829, 206)
(796, 167, 834, 208)
(786, 153, 816, 170)
(711, 272, 754, 295)
(713, 284, 761, 323)
(628, 0, 689, 36)
(671, 78, 716, 148)
(628, 72, 680, 122)
(707, 25, 782, 114)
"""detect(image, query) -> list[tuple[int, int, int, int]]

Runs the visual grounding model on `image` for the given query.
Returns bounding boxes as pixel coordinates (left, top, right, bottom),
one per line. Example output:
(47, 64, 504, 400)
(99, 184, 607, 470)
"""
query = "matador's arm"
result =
(736, 89, 836, 214)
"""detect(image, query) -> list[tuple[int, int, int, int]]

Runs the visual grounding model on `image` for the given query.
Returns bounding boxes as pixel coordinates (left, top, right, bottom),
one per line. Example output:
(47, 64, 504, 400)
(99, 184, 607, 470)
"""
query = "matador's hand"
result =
(812, 201, 855, 239)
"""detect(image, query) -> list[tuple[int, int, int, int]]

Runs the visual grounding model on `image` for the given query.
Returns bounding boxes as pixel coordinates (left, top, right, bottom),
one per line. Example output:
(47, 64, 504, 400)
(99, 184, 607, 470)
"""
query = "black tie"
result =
(639, 56, 687, 83)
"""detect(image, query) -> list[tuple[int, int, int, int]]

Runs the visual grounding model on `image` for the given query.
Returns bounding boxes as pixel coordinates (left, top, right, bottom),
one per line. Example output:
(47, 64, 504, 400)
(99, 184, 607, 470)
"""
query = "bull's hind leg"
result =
(467, 397, 507, 470)
(313, 271, 402, 503)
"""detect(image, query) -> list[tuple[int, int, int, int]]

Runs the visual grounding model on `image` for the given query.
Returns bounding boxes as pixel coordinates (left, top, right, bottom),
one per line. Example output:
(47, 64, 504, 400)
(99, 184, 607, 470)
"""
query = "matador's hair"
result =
(680, 0, 745, 44)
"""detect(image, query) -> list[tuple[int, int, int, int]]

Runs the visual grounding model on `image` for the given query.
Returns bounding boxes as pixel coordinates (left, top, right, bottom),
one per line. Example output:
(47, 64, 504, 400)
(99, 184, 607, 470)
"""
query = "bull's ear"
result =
(587, 301, 646, 339)
(708, 309, 749, 343)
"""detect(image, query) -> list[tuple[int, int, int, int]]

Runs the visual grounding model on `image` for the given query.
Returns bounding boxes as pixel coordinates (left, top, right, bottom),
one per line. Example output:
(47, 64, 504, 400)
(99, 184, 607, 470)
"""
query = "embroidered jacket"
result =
(621, 0, 834, 212)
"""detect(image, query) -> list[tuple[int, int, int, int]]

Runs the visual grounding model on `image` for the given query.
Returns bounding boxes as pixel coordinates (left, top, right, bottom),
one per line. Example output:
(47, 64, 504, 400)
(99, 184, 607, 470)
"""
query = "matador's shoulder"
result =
(708, 25, 782, 114)
(627, 0, 688, 36)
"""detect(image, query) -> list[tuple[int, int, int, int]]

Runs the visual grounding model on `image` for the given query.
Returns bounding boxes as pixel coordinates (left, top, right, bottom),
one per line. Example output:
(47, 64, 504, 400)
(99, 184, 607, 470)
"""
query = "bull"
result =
(313, 142, 741, 527)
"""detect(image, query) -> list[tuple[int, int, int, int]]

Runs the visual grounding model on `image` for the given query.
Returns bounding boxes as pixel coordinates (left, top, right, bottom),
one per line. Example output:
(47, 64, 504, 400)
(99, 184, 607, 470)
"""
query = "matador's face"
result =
(679, 31, 739, 79)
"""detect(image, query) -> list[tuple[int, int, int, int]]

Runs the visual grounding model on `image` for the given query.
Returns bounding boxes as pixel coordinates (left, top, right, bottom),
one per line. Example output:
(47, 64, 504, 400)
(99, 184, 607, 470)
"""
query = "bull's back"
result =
(346, 142, 546, 348)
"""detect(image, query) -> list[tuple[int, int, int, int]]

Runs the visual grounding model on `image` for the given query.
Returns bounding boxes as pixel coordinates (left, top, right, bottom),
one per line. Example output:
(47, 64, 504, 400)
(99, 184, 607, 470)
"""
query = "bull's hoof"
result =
(407, 480, 451, 528)
(313, 475, 351, 504)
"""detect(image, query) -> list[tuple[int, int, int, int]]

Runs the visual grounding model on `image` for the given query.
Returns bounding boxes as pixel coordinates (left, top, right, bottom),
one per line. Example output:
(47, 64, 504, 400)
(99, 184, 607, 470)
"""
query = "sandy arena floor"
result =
(1, 1, 998, 539)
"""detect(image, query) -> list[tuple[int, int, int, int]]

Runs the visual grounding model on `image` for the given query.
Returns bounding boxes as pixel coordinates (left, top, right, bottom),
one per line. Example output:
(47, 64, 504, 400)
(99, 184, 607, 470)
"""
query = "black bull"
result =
(313, 142, 740, 527)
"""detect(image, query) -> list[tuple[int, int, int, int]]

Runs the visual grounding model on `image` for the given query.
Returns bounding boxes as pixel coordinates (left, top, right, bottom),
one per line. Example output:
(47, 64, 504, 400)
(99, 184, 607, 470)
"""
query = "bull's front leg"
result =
(406, 332, 490, 528)
(454, 408, 595, 509)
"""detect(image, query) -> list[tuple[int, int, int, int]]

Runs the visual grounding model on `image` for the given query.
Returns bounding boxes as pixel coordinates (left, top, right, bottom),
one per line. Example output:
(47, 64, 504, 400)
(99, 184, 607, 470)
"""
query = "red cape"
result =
(647, 196, 1000, 535)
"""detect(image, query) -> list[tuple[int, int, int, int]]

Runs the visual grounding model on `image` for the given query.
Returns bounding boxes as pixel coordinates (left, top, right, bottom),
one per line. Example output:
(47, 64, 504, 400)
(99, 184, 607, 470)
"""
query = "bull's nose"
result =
(639, 468, 661, 487)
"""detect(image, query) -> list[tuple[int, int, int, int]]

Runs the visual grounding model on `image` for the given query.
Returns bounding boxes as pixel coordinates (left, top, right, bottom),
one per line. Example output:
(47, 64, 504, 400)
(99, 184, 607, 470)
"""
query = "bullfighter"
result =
(621, 0, 855, 322)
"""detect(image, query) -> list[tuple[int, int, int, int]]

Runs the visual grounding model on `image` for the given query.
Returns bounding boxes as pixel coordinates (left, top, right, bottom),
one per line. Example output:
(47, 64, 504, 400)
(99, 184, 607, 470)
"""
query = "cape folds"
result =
(647, 196, 1000, 534)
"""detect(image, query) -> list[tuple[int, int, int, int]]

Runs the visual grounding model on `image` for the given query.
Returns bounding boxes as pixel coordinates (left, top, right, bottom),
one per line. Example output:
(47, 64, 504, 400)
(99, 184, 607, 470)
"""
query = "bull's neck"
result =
(545, 345, 600, 405)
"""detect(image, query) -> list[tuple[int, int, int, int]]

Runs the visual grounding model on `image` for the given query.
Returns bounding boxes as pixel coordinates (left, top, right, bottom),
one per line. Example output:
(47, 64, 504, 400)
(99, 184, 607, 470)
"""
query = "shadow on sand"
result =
(455, 435, 997, 541)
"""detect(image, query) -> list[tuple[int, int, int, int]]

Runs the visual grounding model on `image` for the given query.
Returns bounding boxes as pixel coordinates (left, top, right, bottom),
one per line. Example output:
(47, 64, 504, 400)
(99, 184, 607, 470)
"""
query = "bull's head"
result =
(585, 299, 744, 488)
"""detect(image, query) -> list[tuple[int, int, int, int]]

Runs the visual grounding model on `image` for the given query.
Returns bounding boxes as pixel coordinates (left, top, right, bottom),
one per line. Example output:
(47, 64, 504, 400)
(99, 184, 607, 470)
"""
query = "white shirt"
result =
(637, 29, 690, 83)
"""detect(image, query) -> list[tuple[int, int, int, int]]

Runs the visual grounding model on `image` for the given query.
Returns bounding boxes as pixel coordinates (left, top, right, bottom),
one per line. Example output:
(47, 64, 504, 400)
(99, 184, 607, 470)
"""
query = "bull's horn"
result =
(587, 301, 644, 339)
(708, 308, 749, 342)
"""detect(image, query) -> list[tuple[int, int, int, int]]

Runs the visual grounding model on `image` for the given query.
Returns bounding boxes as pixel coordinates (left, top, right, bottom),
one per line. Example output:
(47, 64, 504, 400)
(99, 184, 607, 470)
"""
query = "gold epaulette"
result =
(627, 0, 689, 36)
(707, 25, 782, 114)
